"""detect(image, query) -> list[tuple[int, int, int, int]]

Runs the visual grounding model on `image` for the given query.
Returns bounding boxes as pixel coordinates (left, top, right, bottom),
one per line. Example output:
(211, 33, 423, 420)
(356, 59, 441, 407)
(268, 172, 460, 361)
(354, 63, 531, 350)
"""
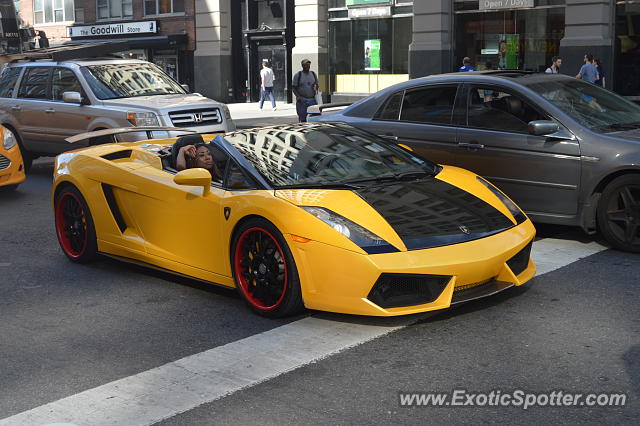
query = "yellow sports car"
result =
(0, 125, 26, 191)
(52, 123, 536, 317)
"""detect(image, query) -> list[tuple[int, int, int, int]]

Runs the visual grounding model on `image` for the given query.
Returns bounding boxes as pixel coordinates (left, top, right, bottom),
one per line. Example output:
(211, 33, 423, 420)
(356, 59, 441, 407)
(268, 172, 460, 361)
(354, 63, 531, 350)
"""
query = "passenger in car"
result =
(176, 143, 224, 182)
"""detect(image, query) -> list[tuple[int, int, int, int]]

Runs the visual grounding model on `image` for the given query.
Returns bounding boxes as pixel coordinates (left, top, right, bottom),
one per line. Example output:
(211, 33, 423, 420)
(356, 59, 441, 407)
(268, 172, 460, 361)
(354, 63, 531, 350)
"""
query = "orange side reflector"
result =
(398, 143, 413, 152)
(291, 235, 311, 243)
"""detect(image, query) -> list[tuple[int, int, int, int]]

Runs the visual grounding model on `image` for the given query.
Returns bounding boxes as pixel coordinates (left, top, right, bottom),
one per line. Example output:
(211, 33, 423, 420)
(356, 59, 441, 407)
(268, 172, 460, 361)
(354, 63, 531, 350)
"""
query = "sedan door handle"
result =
(379, 133, 398, 141)
(45, 108, 56, 114)
(458, 142, 485, 150)
(10, 106, 21, 111)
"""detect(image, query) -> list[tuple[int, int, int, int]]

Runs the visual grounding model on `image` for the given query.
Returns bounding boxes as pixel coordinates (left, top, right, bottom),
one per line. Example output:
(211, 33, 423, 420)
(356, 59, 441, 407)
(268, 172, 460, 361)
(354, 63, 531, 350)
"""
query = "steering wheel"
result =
(314, 154, 351, 177)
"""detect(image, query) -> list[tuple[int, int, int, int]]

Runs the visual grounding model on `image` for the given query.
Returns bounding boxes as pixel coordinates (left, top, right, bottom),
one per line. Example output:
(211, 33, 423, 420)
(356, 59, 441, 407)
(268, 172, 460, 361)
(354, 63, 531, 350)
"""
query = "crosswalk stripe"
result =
(0, 237, 608, 426)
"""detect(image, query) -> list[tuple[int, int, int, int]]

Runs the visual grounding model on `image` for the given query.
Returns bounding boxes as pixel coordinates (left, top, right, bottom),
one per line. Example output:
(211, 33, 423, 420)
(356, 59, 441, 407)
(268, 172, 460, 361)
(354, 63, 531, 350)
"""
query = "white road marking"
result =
(531, 238, 607, 275)
(0, 237, 608, 426)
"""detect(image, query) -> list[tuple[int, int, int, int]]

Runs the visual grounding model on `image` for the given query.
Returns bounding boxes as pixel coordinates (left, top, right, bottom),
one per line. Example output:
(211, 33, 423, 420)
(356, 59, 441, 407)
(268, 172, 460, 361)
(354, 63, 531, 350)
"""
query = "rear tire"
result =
(54, 185, 99, 263)
(597, 175, 640, 252)
(231, 218, 305, 317)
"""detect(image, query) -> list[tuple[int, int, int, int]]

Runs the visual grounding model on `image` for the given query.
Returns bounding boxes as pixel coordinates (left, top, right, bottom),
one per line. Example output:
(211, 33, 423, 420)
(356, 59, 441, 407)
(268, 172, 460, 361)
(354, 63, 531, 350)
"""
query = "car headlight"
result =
(300, 206, 398, 254)
(221, 104, 232, 120)
(127, 112, 160, 127)
(477, 176, 527, 224)
(2, 126, 17, 150)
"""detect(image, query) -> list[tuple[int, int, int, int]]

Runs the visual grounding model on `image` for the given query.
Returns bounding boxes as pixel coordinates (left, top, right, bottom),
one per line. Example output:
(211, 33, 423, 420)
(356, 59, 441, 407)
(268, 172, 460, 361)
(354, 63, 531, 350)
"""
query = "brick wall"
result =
(17, 0, 196, 48)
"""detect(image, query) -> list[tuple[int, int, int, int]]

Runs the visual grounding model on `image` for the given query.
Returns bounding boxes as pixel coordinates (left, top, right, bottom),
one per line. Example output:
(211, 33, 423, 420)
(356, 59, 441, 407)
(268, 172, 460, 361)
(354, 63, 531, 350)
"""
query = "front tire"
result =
(597, 175, 640, 252)
(231, 218, 304, 317)
(54, 185, 99, 262)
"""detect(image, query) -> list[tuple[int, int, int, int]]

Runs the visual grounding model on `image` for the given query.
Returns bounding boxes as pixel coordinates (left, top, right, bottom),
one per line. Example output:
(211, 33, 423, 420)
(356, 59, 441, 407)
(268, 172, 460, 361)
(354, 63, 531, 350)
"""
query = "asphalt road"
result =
(0, 124, 638, 425)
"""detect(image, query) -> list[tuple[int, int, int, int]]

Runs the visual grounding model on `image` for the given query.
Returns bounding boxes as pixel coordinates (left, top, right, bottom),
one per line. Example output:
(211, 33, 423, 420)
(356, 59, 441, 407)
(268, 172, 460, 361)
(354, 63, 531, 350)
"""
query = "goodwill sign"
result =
(68, 21, 157, 38)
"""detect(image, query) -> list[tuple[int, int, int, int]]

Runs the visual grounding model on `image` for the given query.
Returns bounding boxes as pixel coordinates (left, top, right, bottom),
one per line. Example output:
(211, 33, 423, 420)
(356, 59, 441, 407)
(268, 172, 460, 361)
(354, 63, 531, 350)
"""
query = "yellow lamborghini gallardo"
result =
(52, 123, 536, 317)
(0, 125, 26, 191)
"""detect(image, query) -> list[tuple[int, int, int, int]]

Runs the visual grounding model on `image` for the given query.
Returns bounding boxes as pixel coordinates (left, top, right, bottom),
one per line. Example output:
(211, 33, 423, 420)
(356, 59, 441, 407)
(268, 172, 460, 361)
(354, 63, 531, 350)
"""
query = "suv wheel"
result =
(597, 175, 640, 252)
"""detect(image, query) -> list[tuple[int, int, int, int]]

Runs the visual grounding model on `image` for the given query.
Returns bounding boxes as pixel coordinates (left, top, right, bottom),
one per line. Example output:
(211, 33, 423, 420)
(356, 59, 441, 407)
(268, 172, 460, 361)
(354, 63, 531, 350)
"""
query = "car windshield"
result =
(80, 63, 185, 100)
(222, 124, 438, 189)
(523, 78, 640, 132)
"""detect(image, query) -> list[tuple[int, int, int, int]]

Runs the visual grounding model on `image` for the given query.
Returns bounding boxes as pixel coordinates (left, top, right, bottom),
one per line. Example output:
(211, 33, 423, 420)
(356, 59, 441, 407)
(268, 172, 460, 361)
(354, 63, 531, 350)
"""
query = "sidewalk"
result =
(226, 101, 298, 120)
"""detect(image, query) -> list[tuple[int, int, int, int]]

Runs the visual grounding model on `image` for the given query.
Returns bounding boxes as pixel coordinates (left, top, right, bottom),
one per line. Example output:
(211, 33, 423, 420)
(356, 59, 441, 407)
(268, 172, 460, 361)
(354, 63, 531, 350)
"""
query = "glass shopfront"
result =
(328, 1, 412, 96)
(615, 1, 640, 97)
(454, 0, 565, 73)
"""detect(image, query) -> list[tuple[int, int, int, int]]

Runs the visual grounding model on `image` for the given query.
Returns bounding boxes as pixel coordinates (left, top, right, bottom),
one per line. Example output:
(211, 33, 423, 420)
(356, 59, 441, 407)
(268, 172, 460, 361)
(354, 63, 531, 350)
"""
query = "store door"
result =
(255, 44, 286, 102)
(154, 56, 179, 81)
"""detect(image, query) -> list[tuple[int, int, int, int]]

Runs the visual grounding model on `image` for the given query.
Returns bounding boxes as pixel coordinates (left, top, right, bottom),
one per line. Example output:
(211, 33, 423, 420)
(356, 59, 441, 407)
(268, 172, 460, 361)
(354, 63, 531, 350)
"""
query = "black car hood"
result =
(355, 179, 515, 250)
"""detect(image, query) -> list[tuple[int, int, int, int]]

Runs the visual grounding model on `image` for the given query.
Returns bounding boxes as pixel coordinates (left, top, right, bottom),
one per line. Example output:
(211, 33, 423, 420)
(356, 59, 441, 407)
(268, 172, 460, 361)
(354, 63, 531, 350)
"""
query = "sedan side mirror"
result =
(62, 91, 83, 104)
(173, 168, 211, 195)
(181, 84, 190, 93)
(528, 120, 560, 136)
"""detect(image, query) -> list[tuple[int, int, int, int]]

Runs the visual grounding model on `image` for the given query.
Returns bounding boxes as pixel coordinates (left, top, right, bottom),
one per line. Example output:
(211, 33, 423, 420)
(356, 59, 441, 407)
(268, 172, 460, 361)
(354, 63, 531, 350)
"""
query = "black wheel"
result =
(231, 218, 304, 317)
(0, 184, 18, 192)
(54, 185, 99, 263)
(597, 175, 640, 252)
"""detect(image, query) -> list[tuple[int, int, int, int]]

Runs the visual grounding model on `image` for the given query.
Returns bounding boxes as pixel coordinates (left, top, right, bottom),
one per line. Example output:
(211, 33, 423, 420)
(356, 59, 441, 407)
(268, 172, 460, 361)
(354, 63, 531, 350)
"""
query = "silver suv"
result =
(0, 58, 235, 169)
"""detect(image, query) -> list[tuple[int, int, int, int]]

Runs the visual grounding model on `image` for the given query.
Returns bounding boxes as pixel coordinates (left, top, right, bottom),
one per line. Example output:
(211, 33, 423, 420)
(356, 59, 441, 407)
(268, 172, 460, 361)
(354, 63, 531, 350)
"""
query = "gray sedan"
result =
(310, 71, 640, 252)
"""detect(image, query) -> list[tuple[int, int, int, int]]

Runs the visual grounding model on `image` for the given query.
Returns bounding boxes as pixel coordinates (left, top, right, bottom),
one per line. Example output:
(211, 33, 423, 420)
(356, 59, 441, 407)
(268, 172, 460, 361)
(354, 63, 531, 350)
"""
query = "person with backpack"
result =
(292, 59, 319, 122)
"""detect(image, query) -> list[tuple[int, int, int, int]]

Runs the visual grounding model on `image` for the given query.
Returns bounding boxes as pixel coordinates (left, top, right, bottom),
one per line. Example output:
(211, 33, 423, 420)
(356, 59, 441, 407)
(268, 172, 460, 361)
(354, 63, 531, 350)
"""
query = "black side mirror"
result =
(528, 120, 560, 137)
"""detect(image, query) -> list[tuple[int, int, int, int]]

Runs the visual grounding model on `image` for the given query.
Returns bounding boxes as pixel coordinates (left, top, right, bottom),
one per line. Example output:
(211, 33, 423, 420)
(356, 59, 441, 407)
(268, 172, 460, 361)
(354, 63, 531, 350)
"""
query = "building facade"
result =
(12, 1, 640, 103)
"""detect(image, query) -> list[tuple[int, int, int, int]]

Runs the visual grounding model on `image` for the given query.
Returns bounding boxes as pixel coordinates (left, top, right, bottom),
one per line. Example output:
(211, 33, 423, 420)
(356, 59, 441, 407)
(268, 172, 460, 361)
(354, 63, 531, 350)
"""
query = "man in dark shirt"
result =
(292, 59, 319, 122)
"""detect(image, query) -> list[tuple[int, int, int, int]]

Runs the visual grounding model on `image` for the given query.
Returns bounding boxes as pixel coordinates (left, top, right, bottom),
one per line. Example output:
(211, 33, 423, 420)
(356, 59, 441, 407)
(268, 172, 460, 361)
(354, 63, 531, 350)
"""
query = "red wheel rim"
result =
(55, 192, 88, 258)
(234, 227, 288, 311)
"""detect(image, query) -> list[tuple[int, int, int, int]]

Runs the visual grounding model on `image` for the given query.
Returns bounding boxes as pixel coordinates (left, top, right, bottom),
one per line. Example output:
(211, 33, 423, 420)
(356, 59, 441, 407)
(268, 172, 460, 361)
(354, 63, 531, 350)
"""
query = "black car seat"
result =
(171, 134, 205, 169)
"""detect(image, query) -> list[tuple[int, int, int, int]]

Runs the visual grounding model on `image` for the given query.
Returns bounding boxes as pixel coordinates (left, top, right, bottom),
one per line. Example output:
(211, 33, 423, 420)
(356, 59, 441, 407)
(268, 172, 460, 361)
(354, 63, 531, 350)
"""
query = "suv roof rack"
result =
(1, 41, 130, 64)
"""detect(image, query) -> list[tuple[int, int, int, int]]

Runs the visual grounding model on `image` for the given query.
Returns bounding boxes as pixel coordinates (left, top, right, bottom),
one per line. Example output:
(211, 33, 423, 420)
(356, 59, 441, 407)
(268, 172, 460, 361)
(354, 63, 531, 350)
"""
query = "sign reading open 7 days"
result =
(347, 0, 390, 6)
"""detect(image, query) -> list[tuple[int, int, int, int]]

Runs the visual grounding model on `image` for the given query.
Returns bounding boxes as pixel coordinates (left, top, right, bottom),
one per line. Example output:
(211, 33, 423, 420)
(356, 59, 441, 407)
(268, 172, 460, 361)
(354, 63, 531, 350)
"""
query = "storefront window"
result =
(454, 4, 565, 72)
(329, 16, 411, 94)
(615, 1, 640, 96)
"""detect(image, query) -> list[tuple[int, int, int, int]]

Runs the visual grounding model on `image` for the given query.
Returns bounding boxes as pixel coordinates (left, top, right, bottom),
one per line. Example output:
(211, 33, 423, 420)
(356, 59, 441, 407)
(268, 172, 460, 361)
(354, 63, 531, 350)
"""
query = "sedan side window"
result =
(0, 67, 22, 98)
(51, 68, 83, 101)
(399, 85, 458, 126)
(467, 87, 547, 133)
(374, 91, 404, 120)
(18, 67, 50, 99)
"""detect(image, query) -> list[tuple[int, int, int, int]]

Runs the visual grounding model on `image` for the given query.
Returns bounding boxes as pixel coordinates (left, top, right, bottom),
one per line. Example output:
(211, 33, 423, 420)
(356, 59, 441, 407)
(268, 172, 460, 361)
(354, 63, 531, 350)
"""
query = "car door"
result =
(362, 85, 462, 166)
(45, 67, 101, 152)
(13, 66, 53, 152)
(116, 144, 232, 276)
(455, 84, 581, 216)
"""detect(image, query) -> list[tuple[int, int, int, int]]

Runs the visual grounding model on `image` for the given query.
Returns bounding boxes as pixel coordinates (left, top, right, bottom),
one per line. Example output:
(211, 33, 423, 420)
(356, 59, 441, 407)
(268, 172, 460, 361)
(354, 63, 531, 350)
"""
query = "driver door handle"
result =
(45, 108, 56, 114)
(11, 105, 21, 111)
(458, 141, 485, 150)
(380, 132, 398, 141)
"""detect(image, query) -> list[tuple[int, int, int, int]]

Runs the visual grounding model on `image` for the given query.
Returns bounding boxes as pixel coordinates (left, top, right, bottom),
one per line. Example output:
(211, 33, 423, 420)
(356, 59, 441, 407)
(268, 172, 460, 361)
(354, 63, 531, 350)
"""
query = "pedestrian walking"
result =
(594, 58, 606, 88)
(292, 59, 319, 122)
(576, 53, 599, 84)
(458, 57, 476, 72)
(545, 56, 562, 74)
(259, 60, 277, 111)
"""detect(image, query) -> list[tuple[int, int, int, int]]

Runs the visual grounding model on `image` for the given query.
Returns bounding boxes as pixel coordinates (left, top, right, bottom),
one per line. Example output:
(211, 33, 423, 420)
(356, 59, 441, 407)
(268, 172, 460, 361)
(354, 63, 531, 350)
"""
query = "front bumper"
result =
(0, 145, 26, 187)
(287, 220, 536, 316)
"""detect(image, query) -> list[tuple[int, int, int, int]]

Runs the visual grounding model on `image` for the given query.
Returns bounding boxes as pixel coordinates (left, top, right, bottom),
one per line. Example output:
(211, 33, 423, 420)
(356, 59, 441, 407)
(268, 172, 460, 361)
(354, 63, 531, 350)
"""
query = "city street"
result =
(0, 111, 638, 425)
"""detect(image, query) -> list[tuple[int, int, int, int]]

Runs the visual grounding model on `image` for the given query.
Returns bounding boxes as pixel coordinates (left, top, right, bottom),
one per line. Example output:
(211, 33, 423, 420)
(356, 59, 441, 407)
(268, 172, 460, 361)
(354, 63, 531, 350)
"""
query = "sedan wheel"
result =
(597, 175, 640, 252)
